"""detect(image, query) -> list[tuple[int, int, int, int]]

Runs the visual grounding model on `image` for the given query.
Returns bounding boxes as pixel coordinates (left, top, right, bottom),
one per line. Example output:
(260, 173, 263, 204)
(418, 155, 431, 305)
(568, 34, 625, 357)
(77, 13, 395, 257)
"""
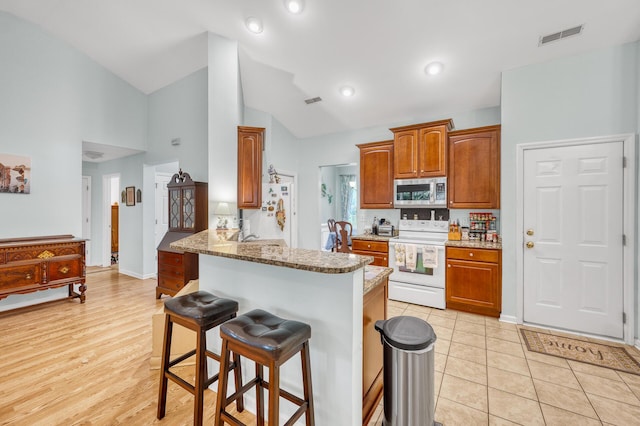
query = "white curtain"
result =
(339, 174, 356, 222)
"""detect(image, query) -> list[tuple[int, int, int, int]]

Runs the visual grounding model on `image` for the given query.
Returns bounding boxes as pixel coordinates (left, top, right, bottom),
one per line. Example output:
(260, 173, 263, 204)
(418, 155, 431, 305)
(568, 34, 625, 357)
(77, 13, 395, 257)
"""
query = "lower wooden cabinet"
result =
(352, 239, 389, 267)
(362, 277, 387, 425)
(445, 246, 501, 317)
(157, 232, 199, 298)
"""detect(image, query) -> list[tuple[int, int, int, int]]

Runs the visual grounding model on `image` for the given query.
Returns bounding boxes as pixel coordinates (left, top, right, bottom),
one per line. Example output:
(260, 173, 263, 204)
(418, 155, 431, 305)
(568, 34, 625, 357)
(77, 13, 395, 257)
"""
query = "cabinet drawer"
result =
(158, 275, 185, 292)
(48, 257, 82, 281)
(158, 263, 185, 278)
(352, 240, 388, 253)
(158, 251, 184, 266)
(446, 247, 499, 263)
(0, 263, 42, 289)
(6, 243, 83, 263)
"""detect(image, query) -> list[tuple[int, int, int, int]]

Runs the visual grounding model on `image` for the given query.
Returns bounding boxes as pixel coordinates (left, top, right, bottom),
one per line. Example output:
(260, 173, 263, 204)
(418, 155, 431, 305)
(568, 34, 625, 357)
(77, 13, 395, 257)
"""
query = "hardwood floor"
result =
(0, 268, 254, 425)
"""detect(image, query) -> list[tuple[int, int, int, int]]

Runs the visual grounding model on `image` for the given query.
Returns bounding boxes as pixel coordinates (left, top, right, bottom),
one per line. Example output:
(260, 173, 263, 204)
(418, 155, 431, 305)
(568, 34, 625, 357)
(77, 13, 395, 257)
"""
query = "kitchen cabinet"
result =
(390, 119, 453, 179)
(362, 276, 387, 425)
(357, 140, 394, 208)
(445, 246, 501, 317)
(157, 169, 207, 298)
(237, 126, 264, 209)
(448, 125, 500, 208)
(0, 235, 86, 305)
(352, 239, 389, 267)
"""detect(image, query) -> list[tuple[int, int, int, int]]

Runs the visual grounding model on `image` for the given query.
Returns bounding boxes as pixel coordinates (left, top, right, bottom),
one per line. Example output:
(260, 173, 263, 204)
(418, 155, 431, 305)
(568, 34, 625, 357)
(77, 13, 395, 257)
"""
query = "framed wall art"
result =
(126, 186, 135, 206)
(0, 154, 31, 194)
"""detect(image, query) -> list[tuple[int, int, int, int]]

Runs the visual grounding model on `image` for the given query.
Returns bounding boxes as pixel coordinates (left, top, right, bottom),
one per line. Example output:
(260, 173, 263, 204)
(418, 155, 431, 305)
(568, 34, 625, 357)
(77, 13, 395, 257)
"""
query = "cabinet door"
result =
(168, 188, 181, 230)
(359, 141, 394, 208)
(237, 127, 264, 208)
(417, 125, 447, 177)
(448, 126, 500, 208)
(446, 258, 500, 317)
(393, 129, 418, 178)
(181, 187, 196, 230)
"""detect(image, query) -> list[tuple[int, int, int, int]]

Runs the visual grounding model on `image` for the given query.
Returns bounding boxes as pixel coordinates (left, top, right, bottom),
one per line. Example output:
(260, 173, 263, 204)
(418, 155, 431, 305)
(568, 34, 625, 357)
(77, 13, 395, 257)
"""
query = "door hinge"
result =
(623, 312, 627, 324)
(623, 234, 626, 246)
(623, 156, 627, 168)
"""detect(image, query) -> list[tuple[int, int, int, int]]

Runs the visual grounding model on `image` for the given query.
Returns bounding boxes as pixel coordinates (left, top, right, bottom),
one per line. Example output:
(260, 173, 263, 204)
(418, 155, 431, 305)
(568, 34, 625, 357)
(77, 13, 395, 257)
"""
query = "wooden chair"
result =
(335, 221, 352, 253)
(327, 219, 337, 251)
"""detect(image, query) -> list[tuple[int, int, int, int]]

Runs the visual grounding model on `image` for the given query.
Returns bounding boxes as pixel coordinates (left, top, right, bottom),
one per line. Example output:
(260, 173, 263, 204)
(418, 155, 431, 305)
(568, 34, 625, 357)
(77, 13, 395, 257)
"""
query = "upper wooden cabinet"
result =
(237, 126, 264, 209)
(390, 119, 453, 179)
(448, 125, 501, 209)
(167, 170, 208, 233)
(357, 140, 394, 209)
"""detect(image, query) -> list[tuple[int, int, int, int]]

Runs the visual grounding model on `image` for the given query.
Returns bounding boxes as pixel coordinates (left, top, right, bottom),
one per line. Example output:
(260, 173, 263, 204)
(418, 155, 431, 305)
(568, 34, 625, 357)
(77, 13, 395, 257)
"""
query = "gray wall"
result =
(501, 42, 639, 335)
(0, 12, 147, 310)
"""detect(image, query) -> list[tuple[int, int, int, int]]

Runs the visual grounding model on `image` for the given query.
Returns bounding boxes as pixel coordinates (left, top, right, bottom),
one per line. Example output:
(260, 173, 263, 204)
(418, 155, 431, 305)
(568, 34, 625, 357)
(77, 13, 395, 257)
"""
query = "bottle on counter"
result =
(372, 216, 378, 235)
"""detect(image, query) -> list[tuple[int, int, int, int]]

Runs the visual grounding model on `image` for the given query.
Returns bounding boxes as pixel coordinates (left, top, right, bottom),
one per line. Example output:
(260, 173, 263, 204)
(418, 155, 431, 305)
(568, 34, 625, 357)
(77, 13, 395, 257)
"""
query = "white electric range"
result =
(388, 219, 448, 309)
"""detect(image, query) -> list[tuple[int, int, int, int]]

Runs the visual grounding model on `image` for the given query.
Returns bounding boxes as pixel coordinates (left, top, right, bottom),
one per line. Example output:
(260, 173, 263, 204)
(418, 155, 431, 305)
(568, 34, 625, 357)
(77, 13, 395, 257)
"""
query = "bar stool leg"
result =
(256, 363, 265, 426)
(232, 353, 244, 412)
(194, 327, 207, 426)
(214, 339, 230, 426)
(268, 361, 280, 426)
(157, 314, 173, 420)
(301, 341, 315, 426)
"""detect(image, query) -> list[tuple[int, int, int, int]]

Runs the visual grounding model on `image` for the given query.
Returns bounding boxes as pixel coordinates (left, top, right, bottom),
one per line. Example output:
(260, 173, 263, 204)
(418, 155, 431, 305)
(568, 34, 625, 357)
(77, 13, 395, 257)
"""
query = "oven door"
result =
(388, 241, 445, 288)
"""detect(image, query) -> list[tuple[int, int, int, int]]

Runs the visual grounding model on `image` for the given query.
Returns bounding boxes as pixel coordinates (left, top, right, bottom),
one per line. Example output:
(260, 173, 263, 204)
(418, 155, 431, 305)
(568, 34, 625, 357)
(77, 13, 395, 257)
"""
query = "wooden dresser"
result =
(156, 170, 208, 298)
(0, 235, 86, 304)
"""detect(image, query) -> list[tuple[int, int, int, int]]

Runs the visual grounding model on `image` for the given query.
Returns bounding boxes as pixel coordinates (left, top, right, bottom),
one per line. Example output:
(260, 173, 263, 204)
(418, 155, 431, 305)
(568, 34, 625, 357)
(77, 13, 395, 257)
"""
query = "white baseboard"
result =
(636, 339, 640, 350)
(118, 269, 143, 279)
(142, 273, 157, 280)
(499, 314, 517, 324)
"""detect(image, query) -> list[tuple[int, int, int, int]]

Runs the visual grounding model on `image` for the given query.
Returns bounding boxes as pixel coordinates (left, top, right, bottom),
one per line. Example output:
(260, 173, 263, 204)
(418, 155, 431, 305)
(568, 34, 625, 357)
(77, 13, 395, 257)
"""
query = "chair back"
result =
(327, 219, 336, 233)
(335, 221, 352, 253)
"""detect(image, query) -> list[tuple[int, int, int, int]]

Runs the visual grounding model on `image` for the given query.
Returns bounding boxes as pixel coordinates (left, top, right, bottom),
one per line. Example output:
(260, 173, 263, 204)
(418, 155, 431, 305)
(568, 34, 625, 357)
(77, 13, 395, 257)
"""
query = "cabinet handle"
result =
(447, 264, 451, 268)
(59, 266, 70, 274)
(367, 244, 371, 248)
(383, 257, 387, 261)
(469, 253, 474, 257)
(26, 273, 32, 279)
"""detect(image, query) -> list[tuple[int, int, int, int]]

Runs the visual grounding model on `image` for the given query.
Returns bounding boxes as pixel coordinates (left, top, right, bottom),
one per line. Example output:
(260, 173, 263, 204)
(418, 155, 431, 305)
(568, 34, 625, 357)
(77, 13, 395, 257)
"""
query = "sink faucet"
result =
(241, 233, 260, 242)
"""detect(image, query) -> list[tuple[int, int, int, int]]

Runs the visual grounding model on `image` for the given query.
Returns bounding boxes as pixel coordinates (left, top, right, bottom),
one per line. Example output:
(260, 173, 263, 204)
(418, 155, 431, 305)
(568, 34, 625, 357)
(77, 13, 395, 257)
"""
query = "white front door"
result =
(82, 176, 91, 265)
(523, 142, 624, 338)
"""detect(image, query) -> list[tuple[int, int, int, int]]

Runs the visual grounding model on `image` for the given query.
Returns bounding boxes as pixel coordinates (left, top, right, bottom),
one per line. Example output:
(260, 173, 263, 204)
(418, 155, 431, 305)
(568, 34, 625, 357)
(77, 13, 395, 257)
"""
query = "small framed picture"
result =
(126, 186, 135, 206)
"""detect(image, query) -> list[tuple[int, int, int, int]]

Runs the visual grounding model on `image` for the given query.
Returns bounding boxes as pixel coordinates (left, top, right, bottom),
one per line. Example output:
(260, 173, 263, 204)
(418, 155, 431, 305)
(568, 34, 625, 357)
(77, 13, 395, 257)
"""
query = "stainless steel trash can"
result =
(375, 316, 438, 426)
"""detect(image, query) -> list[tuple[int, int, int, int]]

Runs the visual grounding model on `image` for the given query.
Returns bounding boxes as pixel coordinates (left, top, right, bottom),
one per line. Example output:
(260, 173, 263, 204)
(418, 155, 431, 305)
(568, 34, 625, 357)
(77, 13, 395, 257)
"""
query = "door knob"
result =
(526, 241, 534, 248)
(526, 229, 534, 236)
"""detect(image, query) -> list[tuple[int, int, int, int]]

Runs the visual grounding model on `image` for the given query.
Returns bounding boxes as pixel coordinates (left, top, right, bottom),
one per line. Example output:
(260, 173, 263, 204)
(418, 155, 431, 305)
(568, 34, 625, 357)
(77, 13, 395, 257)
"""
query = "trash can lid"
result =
(375, 316, 436, 351)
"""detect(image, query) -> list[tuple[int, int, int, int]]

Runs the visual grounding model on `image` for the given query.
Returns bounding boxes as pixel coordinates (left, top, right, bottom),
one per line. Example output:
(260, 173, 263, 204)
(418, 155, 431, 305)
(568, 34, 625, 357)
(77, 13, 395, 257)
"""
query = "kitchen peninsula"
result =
(171, 230, 389, 425)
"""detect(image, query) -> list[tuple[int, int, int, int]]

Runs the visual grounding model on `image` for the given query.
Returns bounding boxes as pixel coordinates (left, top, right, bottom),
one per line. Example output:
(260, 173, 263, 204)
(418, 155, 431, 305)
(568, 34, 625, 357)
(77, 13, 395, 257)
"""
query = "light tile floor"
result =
(367, 300, 640, 425)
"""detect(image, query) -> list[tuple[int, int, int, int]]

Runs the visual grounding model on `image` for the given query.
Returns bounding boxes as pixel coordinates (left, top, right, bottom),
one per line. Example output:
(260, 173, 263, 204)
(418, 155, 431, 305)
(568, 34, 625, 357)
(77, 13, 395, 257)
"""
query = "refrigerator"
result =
(242, 183, 295, 247)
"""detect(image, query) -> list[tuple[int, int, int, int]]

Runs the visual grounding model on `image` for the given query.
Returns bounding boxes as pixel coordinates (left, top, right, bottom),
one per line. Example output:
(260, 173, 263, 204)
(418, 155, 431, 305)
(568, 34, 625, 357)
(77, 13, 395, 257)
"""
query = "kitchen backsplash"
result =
(357, 208, 500, 234)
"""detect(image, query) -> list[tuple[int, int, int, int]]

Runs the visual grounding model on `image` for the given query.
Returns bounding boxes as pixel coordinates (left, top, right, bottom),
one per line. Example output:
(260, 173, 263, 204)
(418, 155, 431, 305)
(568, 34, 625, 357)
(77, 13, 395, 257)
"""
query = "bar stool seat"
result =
(214, 309, 315, 426)
(158, 291, 244, 426)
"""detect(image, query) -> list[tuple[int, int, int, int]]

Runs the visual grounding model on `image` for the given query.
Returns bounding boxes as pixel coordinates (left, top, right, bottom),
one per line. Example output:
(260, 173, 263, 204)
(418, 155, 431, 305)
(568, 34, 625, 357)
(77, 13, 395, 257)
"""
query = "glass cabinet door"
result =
(169, 188, 181, 229)
(182, 188, 195, 230)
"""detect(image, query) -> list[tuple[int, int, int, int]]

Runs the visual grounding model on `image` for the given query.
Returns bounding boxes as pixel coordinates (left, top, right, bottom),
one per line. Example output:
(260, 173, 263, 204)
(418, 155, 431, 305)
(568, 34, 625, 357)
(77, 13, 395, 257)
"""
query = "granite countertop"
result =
(171, 230, 374, 274)
(352, 234, 397, 242)
(363, 265, 393, 295)
(446, 240, 502, 250)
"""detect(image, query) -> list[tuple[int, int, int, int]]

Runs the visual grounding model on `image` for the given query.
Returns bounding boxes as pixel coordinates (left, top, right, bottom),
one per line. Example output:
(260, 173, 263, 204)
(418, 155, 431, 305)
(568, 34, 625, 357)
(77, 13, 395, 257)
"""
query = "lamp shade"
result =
(215, 202, 231, 215)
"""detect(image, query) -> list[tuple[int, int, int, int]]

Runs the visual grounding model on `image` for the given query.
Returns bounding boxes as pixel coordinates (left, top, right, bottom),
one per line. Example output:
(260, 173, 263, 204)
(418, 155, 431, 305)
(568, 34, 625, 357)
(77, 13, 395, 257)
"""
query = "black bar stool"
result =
(214, 309, 315, 426)
(157, 291, 244, 425)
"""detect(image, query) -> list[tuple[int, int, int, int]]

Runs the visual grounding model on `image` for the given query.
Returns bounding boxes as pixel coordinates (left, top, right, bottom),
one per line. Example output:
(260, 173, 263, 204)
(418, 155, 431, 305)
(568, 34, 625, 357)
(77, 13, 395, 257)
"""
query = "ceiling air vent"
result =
(304, 96, 322, 104)
(539, 24, 584, 46)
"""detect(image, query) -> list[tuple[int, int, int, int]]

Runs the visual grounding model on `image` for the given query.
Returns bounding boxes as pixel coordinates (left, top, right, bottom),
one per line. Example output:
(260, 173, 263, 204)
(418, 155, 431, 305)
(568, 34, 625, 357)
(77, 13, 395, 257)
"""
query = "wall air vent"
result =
(304, 97, 322, 104)
(539, 24, 584, 46)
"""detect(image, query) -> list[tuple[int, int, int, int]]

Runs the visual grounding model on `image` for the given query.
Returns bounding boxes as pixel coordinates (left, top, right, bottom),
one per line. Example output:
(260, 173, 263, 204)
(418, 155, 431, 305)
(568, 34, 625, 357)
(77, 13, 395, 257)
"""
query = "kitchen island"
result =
(171, 230, 386, 425)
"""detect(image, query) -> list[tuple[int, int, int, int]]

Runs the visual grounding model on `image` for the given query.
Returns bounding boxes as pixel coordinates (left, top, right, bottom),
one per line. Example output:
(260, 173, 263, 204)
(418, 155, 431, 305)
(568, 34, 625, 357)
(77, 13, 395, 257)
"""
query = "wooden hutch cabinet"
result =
(237, 126, 264, 209)
(357, 140, 394, 209)
(0, 235, 86, 305)
(445, 246, 502, 317)
(448, 125, 501, 209)
(156, 170, 208, 298)
(390, 119, 453, 179)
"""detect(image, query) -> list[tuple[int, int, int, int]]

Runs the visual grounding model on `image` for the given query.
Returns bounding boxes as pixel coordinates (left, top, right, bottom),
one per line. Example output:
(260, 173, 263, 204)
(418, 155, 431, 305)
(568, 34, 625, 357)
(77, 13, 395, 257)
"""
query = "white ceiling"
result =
(2, 0, 639, 140)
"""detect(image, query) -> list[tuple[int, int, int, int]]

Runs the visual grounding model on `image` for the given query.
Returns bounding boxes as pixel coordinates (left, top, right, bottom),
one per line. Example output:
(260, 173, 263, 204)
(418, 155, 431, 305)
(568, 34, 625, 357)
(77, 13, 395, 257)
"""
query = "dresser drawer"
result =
(6, 243, 83, 262)
(446, 247, 500, 263)
(0, 263, 42, 290)
(158, 275, 185, 292)
(48, 257, 83, 281)
(158, 251, 184, 266)
(158, 263, 185, 278)
(352, 240, 388, 254)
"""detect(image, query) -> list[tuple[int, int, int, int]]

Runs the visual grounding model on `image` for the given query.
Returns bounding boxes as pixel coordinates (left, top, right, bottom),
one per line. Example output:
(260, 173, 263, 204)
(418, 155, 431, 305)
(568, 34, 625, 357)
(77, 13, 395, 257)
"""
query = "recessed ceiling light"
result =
(424, 62, 444, 76)
(284, 0, 305, 14)
(245, 17, 263, 34)
(340, 86, 355, 97)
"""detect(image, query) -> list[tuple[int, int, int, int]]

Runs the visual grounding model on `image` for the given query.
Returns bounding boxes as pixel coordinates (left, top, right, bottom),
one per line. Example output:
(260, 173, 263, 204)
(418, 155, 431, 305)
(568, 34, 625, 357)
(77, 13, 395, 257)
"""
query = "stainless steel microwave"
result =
(394, 177, 447, 207)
